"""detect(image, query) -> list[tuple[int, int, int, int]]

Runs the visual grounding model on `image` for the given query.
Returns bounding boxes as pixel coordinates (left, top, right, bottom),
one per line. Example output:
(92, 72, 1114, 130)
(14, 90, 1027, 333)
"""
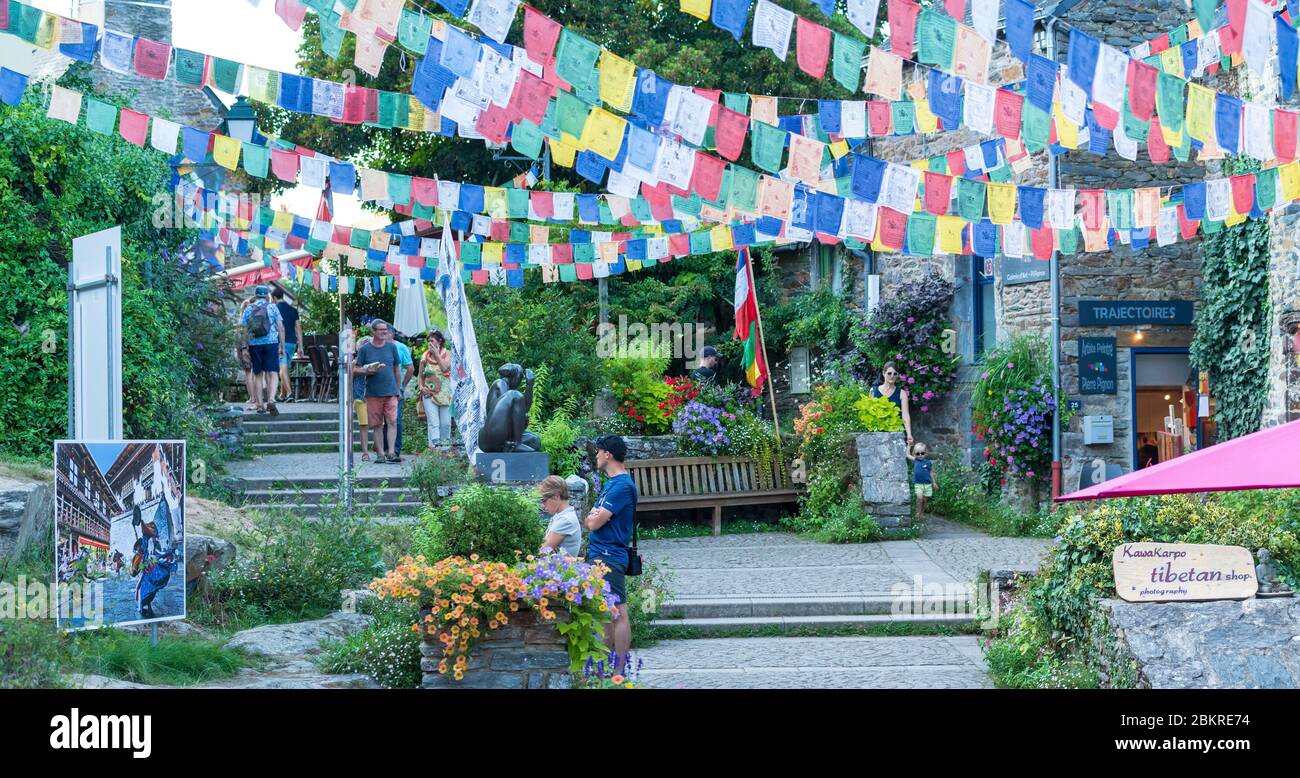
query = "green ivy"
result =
(1190, 202, 1271, 441)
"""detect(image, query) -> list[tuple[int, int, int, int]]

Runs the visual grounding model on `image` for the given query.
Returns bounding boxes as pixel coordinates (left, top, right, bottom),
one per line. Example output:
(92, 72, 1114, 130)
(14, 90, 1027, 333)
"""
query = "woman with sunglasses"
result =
(870, 361, 914, 447)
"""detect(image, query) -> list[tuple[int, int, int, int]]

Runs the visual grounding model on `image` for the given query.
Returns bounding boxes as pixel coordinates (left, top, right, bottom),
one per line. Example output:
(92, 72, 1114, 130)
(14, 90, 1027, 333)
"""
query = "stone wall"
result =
(854, 432, 911, 528)
(419, 607, 572, 689)
(1265, 209, 1300, 426)
(1094, 598, 1300, 688)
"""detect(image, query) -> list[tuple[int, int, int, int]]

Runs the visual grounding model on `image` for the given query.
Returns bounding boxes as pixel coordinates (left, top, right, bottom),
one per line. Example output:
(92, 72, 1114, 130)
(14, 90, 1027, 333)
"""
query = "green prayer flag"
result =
(751, 120, 786, 173)
(13, 3, 41, 43)
(212, 58, 242, 94)
(1156, 72, 1185, 136)
(559, 264, 578, 282)
(907, 212, 937, 255)
(398, 8, 434, 54)
(1123, 96, 1150, 142)
(556, 91, 589, 138)
(377, 91, 401, 128)
(1056, 227, 1078, 255)
(242, 142, 269, 177)
(511, 119, 544, 159)
(555, 29, 601, 97)
(1194, 0, 1216, 35)
(507, 188, 530, 218)
(460, 242, 481, 264)
(257, 207, 275, 227)
(540, 99, 561, 139)
(387, 173, 411, 205)
(988, 164, 1012, 183)
(673, 193, 704, 217)
(336, 0, 358, 10)
(320, 12, 346, 59)
(916, 9, 956, 69)
(689, 230, 712, 255)
(956, 178, 986, 222)
(1172, 127, 1191, 162)
(1202, 217, 1223, 234)
(598, 202, 615, 225)
(350, 229, 371, 249)
(511, 222, 530, 243)
(574, 242, 595, 262)
(1168, 25, 1188, 47)
(305, 238, 328, 255)
(831, 33, 866, 93)
(631, 197, 654, 223)
(1022, 102, 1050, 152)
(730, 166, 760, 212)
(891, 101, 916, 135)
(810, 113, 829, 143)
(723, 92, 750, 114)
(704, 167, 733, 209)
(85, 98, 116, 135)
(1106, 190, 1133, 231)
(928, 156, 946, 173)
(1256, 167, 1278, 211)
(702, 125, 715, 150)
(412, 203, 435, 221)
(174, 49, 206, 88)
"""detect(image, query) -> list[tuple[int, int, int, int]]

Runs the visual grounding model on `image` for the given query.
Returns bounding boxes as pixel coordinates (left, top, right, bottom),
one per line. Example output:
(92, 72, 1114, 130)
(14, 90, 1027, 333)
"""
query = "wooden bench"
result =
(625, 456, 802, 536)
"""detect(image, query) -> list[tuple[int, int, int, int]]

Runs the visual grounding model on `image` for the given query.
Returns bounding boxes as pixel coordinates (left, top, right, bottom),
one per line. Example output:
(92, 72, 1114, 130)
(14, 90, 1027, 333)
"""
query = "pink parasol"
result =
(1056, 418, 1300, 501)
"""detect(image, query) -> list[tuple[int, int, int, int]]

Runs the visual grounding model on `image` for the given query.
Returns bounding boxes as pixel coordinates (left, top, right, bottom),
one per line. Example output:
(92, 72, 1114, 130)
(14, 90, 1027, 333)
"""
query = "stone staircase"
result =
(242, 407, 357, 455)
(651, 591, 980, 633)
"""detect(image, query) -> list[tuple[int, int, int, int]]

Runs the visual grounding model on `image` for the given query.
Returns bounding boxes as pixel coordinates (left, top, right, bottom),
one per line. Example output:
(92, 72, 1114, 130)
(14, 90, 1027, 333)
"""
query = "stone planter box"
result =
(577, 434, 679, 460)
(853, 432, 912, 528)
(418, 606, 572, 689)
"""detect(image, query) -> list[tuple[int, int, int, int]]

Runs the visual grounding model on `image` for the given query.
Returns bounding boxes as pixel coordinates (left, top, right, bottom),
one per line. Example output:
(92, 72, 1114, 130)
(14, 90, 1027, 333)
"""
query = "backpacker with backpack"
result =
(248, 301, 271, 339)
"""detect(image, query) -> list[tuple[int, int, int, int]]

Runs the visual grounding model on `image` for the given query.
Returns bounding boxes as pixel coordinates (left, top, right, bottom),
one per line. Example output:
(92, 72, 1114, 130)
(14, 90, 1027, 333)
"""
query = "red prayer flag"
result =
(1177, 205, 1200, 239)
(1093, 103, 1119, 131)
(274, 0, 308, 31)
(523, 5, 562, 68)
(332, 225, 351, 245)
(923, 171, 952, 215)
(943, 0, 965, 19)
(945, 150, 965, 177)
(574, 262, 594, 280)
(134, 38, 171, 80)
(342, 86, 378, 124)
(509, 69, 553, 125)
(475, 104, 511, 144)
(0, 1, 9, 31)
(1221, 0, 1246, 55)
(668, 233, 691, 257)
(691, 152, 727, 202)
(1150, 33, 1170, 54)
(1147, 117, 1171, 163)
(532, 191, 555, 219)
(1230, 173, 1255, 214)
(1030, 225, 1054, 259)
(1127, 59, 1158, 122)
(714, 106, 749, 161)
(993, 89, 1023, 139)
(118, 108, 148, 146)
(877, 206, 908, 249)
(490, 219, 510, 241)
(887, 0, 920, 57)
(552, 244, 573, 264)
(411, 176, 438, 206)
(271, 149, 299, 183)
(471, 270, 490, 285)
(1276, 110, 1299, 162)
(694, 87, 723, 105)
(641, 182, 675, 221)
(867, 101, 892, 136)
(796, 17, 832, 80)
(1080, 190, 1105, 230)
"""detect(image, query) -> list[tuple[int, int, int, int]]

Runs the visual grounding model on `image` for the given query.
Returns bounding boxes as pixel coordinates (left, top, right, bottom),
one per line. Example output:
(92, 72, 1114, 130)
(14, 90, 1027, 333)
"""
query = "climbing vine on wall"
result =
(1190, 157, 1272, 441)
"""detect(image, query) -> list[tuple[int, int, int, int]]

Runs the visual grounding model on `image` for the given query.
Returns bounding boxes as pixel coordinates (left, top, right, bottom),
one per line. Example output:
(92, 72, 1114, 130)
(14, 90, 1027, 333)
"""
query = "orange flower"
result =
(611, 674, 625, 684)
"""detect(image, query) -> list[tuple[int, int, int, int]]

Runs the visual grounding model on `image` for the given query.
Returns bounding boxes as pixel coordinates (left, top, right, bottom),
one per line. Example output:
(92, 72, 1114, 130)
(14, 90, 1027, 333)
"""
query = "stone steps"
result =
(240, 486, 419, 505)
(242, 499, 422, 517)
(650, 613, 978, 633)
(660, 592, 976, 620)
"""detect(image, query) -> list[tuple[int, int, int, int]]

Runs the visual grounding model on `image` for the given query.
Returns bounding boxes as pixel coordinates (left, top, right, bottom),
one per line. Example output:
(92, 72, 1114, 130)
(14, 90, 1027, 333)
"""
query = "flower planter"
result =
(853, 431, 912, 528)
(418, 606, 572, 689)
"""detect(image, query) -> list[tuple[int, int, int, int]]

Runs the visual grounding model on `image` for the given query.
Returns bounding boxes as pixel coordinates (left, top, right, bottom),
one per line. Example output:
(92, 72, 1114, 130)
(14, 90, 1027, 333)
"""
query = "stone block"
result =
(522, 626, 568, 645)
(422, 670, 526, 689)
(474, 452, 551, 483)
(488, 647, 571, 672)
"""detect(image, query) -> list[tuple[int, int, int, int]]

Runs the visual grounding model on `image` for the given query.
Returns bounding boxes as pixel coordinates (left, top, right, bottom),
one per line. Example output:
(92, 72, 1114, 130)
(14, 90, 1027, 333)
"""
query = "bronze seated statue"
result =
(477, 363, 542, 453)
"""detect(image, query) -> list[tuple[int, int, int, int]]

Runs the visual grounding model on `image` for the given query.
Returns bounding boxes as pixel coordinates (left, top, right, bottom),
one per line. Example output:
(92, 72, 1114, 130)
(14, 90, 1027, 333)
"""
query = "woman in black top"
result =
(870, 361, 914, 446)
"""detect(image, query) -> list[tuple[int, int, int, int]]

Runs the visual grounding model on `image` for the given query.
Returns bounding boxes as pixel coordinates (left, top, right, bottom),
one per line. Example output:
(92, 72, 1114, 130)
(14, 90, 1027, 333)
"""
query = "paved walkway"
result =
(635, 517, 1052, 689)
(225, 451, 417, 481)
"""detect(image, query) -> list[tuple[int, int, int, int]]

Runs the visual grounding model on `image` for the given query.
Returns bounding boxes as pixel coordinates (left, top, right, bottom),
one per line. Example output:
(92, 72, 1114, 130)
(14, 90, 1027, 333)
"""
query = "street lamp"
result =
(222, 96, 257, 143)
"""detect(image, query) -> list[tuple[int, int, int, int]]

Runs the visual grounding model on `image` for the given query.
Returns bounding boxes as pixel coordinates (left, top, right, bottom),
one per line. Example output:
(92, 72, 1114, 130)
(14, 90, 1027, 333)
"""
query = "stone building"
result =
(766, 0, 1300, 501)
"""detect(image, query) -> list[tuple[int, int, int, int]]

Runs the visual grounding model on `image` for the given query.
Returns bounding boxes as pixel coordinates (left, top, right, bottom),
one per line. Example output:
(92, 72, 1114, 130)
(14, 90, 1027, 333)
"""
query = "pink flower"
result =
(1006, 362, 1015, 369)
(907, 377, 915, 384)
(920, 405, 929, 412)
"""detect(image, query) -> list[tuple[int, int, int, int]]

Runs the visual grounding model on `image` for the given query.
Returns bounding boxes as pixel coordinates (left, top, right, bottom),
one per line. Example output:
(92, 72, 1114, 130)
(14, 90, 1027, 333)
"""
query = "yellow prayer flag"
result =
(871, 233, 895, 253)
(626, 259, 644, 272)
(598, 241, 619, 263)
(407, 97, 426, 130)
(1280, 162, 1300, 201)
(1187, 19, 1202, 39)
(1185, 84, 1214, 142)
(483, 242, 504, 265)
(1053, 101, 1080, 149)
(1225, 211, 1247, 226)
(550, 136, 578, 168)
(910, 159, 929, 173)
(213, 134, 242, 171)
(599, 50, 637, 113)
(937, 216, 965, 254)
(35, 13, 57, 49)
(248, 67, 278, 104)
(1159, 46, 1184, 79)
(710, 224, 734, 251)
(1160, 121, 1183, 149)
(914, 98, 939, 133)
(680, 0, 711, 20)
(272, 209, 293, 232)
(829, 140, 850, 159)
(987, 182, 1016, 224)
(484, 187, 509, 218)
(580, 107, 627, 161)
(1230, 52, 1244, 68)
(750, 95, 778, 125)
(369, 230, 389, 250)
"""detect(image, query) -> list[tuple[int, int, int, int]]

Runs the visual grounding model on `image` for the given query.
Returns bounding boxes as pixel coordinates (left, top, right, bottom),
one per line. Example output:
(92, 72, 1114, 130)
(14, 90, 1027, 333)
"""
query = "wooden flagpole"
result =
(744, 249, 782, 448)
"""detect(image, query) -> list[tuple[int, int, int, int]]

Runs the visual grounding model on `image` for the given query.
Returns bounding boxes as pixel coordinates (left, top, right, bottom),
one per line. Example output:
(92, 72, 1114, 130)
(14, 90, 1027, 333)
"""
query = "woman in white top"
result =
(538, 476, 583, 558)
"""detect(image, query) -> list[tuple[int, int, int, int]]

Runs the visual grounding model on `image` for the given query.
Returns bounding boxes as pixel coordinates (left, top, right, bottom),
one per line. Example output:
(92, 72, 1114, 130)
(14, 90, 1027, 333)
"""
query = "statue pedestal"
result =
(473, 452, 551, 483)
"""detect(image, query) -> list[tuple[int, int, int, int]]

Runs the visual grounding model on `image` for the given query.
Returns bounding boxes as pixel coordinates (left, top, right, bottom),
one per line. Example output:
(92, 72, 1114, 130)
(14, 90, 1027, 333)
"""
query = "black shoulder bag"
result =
(625, 491, 642, 576)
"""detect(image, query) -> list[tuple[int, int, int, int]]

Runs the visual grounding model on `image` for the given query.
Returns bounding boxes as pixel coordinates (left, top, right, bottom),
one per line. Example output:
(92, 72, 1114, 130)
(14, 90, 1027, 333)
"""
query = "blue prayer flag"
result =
(815, 192, 845, 235)
(710, 0, 753, 42)
(0, 67, 27, 106)
(330, 161, 356, 196)
(928, 71, 963, 129)
(1215, 93, 1241, 156)
(632, 69, 671, 126)
(818, 100, 842, 135)
(58, 22, 98, 62)
(1018, 186, 1046, 229)
(1067, 28, 1100, 96)
(973, 220, 998, 257)
(1026, 54, 1057, 114)
(1005, 0, 1036, 64)
(852, 156, 886, 202)
(182, 127, 211, 163)
(1279, 16, 1298, 101)
(458, 183, 485, 214)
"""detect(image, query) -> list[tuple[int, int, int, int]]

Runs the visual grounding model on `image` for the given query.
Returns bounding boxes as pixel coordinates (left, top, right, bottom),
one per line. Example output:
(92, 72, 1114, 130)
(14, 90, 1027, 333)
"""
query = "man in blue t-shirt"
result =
(585, 434, 637, 669)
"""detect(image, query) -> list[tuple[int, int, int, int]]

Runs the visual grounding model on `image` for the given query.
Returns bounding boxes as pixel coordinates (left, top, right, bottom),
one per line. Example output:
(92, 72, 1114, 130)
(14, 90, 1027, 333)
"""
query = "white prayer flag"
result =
(880, 163, 920, 213)
(467, 0, 520, 43)
(1003, 221, 1025, 258)
(654, 140, 696, 191)
(971, 0, 998, 43)
(47, 85, 82, 124)
(551, 192, 576, 221)
(847, 0, 882, 39)
(150, 117, 181, 154)
(1113, 124, 1138, 160)
(752, 0, 796, 62)
(669, 86, 714, 147)
(300, 156, 328, 189)
(1092, 44, 1128, 113)
(963, 82, 995, 136)
(1156, 207, 1177, 246)
(1046, 189, 1076, 229)
(843, 199, 879, 241)
(1243, 0, 1273, 77)
(1244, 101, 1274, 162)
(1206, 178, 1232, 221)
(840, 101, 867, 139)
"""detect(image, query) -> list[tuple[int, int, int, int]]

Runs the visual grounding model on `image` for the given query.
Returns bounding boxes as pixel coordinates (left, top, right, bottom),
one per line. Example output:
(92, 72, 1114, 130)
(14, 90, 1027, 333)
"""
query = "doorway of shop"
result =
(1130, 348, 1198, 471)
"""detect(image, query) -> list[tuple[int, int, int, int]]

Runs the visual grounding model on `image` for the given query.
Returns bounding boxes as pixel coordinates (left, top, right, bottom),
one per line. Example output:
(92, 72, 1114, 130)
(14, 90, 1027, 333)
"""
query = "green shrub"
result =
(0, 618, 66, 689)
(319, 595, 421, 689)
(200, 501, 384, 628)
(784, 472, 881, 543)
(627, 558, 674, 648)
(418, 483, 542, 563)
(69, 630, 249, 686)
(929, 455, 1058, 538)
(406, 449, 470, 504)
(853, 394, 904, 432)
(983, 605, 1099, 689)
(605, 344, 673, 434)
(535, 399, 583, 477)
